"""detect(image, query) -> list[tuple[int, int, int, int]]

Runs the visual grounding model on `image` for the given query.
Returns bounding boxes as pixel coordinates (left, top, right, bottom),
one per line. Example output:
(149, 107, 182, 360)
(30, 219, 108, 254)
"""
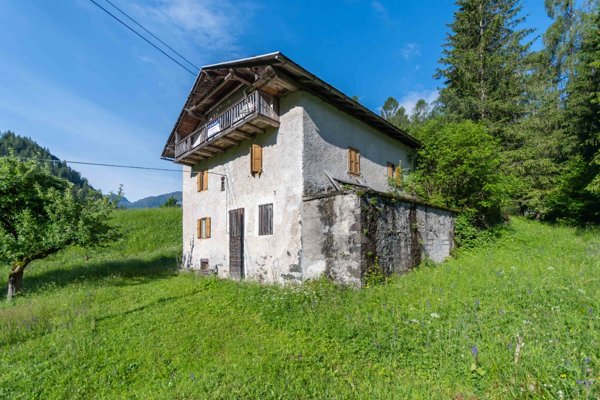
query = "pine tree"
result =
(435, 0, 533, 143)
(545, 2, 600, 223)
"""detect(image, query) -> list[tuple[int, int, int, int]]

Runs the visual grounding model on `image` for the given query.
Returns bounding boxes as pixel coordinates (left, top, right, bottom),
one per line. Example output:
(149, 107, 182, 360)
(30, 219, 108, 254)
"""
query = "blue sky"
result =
(0, 0, 551, 200)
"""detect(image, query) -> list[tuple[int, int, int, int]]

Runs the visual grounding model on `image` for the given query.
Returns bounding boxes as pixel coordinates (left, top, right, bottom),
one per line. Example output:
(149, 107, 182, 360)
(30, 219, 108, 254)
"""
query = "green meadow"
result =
(1, 208, 598, 399)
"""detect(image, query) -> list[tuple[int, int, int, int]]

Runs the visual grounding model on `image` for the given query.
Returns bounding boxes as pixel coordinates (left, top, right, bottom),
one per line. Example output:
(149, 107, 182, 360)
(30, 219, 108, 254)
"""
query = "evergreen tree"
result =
(507, 0, 580, 216)
(435, 0, 533, 143)
(545, 2, 600, 223)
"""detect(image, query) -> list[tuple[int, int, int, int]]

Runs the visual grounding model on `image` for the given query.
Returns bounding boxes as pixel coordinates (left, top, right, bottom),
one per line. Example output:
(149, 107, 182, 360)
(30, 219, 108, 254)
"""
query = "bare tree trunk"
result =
(7, 269, 23, 301)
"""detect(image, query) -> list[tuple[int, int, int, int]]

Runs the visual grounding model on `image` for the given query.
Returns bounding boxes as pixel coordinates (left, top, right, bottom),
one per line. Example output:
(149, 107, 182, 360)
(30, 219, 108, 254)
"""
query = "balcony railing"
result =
(175, 91, 278, 160)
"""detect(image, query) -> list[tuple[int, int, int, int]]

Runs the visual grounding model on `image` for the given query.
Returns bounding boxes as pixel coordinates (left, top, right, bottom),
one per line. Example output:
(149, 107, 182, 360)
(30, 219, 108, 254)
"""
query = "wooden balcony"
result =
(174, 91, 279, 165)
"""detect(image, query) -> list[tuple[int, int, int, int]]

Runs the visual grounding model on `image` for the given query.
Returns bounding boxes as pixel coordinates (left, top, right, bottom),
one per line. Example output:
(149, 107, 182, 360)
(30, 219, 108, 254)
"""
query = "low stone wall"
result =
(301, 191, 455, 286)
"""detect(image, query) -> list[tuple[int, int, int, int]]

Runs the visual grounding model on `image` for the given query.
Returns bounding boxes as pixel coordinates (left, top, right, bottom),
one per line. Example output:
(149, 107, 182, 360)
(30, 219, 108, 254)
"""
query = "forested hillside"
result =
(382, 0, 599, 232)
(0, 131, 94, 192)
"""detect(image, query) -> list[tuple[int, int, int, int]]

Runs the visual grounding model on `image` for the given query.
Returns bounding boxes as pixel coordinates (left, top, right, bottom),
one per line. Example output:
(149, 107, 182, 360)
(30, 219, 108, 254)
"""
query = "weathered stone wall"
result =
(301, 191, 455, 286)
(360, 193, 455, 276)
(301, 192, 363, 286)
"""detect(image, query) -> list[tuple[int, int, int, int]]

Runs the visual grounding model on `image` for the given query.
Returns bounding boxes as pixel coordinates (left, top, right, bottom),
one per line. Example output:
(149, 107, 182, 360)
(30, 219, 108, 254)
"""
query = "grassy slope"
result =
(0, 209, 598, 399)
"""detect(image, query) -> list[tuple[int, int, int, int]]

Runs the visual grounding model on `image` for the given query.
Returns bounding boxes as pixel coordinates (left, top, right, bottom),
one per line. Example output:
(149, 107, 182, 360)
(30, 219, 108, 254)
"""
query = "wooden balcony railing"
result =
(175, 91, 278, 160)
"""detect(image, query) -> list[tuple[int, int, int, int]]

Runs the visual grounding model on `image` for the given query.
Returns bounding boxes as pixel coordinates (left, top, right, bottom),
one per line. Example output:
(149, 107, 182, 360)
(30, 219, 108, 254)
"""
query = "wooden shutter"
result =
(387, 163, 395, 178)
(196, 219, 201, 238)
(251, 144, 263, 175)
(202, 170, 209, 191)
(197, 171, 208, 192)
(206, 217, 211, 238)
(349, 148, 360, 175)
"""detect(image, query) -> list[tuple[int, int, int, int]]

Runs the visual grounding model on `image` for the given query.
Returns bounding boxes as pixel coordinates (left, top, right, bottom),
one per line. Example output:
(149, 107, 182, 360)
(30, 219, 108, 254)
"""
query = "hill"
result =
(120, 191, 182, 209)
(0, 131, 94, 192)
(0, 209, 598, 399)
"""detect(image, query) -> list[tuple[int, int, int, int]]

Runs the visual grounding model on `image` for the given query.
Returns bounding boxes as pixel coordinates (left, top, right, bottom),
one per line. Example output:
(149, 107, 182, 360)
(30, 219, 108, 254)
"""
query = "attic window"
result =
(197, 171, 208, 192)
(197, 217, 211, 239)
(348, 148, 360, 176)
(251, 144, 263, 175)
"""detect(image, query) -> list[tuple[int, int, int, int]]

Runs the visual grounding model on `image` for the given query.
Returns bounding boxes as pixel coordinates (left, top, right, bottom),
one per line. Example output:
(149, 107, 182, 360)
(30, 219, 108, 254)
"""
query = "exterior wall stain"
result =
(303, 191, 455, 287)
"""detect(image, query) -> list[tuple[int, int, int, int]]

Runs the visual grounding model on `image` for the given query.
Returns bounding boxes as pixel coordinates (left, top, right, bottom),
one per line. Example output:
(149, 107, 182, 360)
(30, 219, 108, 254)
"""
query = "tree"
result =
(435, 0, 533, 143)
(545, 3, 600, 223)
(505, 0, 581, 217)
(410, 99, 431, 126)
(0, 131, 95, 194)
(406, 120, 514, 228)
(0, 157, 119, 299)
(380, 97, 411, 131)
(161, 196, 180, 208)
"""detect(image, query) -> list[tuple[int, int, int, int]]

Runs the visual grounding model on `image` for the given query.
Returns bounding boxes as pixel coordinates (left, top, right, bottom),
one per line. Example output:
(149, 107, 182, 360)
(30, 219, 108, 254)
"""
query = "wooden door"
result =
(229, 208, 245, 280)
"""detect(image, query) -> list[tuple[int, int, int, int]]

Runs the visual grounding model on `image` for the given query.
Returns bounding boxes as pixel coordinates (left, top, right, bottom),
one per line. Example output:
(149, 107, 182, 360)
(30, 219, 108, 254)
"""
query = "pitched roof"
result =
(162, 52, 421, 159)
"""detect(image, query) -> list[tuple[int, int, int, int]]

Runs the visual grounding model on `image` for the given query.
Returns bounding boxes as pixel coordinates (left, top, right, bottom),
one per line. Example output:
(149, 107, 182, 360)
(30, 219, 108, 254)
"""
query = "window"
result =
(251, 144, 263, 175)
(387, 162, 396, 178)
(197, 171, 208, 192)
(258, 203, 273, 236)
(348, 147, 360, 175)
(197, 217, 211, 239)
(221, 176, 226, 191)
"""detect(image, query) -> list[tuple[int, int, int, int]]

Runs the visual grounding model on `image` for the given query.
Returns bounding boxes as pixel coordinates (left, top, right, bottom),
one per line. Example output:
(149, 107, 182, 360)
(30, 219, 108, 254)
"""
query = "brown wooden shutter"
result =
(387, 163, 395, 178)
(251, 144, 263, 174)
(202, 170, 209, 191)
(206, 217, 211, 238)
(348, 148, 360, 175)
(196, 174, 202, 192)
(196, 219, 201, 238)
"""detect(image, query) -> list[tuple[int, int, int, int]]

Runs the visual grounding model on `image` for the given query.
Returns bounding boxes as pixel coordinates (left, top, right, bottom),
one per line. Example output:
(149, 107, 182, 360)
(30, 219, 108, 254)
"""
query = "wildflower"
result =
(430, 313, 440, 319)
(560, 373, 566, 379)
(471, 345, 478, 359)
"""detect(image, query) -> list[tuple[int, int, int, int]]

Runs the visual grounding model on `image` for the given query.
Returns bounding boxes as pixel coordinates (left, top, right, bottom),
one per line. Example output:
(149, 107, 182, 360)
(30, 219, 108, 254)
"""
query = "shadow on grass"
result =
(14, 254, 179, 297)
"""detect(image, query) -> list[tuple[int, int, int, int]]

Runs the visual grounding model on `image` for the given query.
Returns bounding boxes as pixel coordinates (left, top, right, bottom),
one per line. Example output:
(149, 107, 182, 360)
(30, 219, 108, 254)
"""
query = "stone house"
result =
(161, 52, 454, 286)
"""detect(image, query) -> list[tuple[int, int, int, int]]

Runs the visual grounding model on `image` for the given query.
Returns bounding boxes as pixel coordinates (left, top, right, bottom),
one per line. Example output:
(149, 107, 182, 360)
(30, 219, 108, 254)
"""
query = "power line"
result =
(102, 0, 200, 71)
(87, 0, 198, 76)
(6, 156, 182, 172)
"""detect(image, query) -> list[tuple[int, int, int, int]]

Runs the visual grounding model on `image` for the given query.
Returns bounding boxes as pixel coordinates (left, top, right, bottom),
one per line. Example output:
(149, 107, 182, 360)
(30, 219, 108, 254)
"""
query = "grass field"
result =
(0, 208, 598, 399)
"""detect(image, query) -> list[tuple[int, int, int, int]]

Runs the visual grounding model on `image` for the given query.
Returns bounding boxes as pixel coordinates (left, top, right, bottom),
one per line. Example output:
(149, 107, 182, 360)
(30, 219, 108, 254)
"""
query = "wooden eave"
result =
(161, 52, 421, 160)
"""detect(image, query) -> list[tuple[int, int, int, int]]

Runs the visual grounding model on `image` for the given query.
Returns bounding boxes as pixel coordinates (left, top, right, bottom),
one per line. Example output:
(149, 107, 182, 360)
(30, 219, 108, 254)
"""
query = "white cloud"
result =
(398, 89, 439, 113)
(400, 43, 421, 60)
(371, 1, 385, 13)
(136, 0, 257, 57)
